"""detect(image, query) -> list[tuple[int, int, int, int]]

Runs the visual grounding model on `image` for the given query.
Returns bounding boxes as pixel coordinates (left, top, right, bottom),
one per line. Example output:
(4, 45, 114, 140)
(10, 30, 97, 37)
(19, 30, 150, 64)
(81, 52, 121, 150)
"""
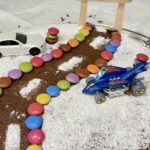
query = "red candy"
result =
(51, 49, 63, 58)
(27, 129, 45, 144)
(111, 36, 121, 41)
(30, 57, 44, 68)
(136, 53, 149, 62)
(28, 103, 44, 115)
(101, 51, 113, 61)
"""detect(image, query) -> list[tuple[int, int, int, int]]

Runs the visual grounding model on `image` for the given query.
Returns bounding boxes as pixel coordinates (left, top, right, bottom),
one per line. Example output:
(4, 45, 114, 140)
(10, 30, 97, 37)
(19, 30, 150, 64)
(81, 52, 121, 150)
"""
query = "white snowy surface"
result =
(42, 35, 150, 150)
(89, 36, 109, 49)
(19, 78, 42, 99)
(0, 0, 150, 149)
(5, 124, 20, 150)
(58, 56, 84, 71)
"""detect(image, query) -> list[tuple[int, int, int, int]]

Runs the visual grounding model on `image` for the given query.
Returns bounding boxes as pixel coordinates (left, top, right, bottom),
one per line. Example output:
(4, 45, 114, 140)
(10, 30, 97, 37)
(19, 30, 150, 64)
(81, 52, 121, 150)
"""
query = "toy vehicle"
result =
(82, 56, 150, 104)
(0, 33, 46, 57)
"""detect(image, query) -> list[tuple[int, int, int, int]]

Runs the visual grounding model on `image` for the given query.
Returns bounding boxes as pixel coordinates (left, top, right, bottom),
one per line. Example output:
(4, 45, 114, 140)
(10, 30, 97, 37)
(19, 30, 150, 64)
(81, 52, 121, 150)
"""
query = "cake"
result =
(0, 23, 150, 150)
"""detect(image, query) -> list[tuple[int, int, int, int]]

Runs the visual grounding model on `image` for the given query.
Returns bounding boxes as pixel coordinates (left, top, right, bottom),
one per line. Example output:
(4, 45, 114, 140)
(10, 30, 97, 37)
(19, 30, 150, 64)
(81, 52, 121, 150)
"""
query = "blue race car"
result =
(82, 56, 150, 104)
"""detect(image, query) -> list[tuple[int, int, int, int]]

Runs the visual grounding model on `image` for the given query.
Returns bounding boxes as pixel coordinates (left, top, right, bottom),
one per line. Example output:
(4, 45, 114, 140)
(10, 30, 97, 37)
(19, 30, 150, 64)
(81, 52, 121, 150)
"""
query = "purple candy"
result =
(8, 69, 22, 80)
(110, 41, 121, 47)
(41, 53, 53, 62)
(66, 73, 80, 84)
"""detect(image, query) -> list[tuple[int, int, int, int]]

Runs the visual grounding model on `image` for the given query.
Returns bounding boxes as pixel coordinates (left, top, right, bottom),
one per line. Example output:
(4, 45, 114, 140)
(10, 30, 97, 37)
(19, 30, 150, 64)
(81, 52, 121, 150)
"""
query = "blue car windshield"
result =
(16, 33, 27, 44)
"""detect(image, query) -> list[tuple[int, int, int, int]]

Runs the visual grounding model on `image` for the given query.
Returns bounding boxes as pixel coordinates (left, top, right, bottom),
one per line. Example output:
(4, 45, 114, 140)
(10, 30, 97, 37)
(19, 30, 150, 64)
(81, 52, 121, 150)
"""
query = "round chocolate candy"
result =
(0, 88, 2, 96)
(105, 45, 118, 53)
(94, 58, 107, 67)
(111, 36, 121, 41)
(36, 93, 51, 105)
(83, 25, 93, 31)
(68, 39, 79, 48)
(46, 85, 60, 97)
(28, 103, 44, 115)
(0, 77, 12, 88)
(30, 57, 44, 68)
(47, 32, 57, 39)
(27, 145, 42, 150)
(111, 32, 121, 37)
(41, 53, 53, 62)
(57, 80, 71, 90)
(87, 64, 99, 74)
(46, 37, 58, 45)
(19, 62, 33, 73)
(25, 115, 43, 130)
(79, 28, 90, 37)
(8, 69, 22, 80)
(110, 41, 121, 47)
(75, 68, 90, 78)
(59, 44, 71, 52)
(136, 53, 149, 62)
(48, 27, 60, 35)
(75, 33, 85, 42)
(101, 51, 113, 61)
(27, 129, 45, 145)
(66, 73, 80, 84)
(51, 49, 63, 58)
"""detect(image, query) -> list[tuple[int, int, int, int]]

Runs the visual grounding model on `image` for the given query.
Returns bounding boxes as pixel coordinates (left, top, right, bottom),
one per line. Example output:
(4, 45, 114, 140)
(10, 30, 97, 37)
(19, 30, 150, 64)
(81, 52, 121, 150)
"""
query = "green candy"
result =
(0, 88, 2, 96)
(75, 33, 85, 42)
(47, 32, 57, 39)
(57, 80, 71, 90)
(19, 62, 33, 73)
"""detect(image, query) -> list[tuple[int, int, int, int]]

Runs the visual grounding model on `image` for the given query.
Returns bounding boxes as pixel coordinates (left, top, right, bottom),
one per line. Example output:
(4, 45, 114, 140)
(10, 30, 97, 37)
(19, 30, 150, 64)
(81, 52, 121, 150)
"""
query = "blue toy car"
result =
(82, 55, 150, 104)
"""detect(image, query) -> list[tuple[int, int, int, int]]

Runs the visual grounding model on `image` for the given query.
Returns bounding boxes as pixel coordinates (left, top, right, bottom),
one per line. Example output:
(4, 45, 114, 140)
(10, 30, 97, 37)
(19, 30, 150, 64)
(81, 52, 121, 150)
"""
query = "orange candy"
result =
(68, 39, 79, 48)
(87, 64, 99, 74)
(83, 25, 92, 31)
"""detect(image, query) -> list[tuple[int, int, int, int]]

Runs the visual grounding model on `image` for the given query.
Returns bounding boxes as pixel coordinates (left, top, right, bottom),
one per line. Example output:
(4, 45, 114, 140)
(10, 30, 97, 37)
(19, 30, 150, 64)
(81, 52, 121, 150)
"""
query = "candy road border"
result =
(25, 25, 122, 150)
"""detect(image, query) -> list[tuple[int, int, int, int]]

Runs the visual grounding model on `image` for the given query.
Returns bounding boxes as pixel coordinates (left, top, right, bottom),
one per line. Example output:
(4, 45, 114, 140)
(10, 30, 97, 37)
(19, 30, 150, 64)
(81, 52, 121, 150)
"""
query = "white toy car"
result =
(0, 33, 46, 57)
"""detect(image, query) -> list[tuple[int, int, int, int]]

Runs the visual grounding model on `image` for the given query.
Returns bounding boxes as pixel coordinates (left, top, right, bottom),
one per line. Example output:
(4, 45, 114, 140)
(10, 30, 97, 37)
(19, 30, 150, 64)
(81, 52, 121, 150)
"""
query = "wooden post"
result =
(114, 0, 126, 31)
(79, 0, 88, 26)
(78, 0, 132, 31)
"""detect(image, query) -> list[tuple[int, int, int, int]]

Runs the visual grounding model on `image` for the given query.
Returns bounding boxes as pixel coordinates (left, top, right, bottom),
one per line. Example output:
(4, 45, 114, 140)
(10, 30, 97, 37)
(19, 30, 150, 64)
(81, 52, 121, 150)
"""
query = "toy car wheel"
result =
(0, 53, 2, 58)
(94, 92, 106, 104)
(86, 77, 95, 83)
(131, 81, 146, 97)
(29, 47, 41, 56)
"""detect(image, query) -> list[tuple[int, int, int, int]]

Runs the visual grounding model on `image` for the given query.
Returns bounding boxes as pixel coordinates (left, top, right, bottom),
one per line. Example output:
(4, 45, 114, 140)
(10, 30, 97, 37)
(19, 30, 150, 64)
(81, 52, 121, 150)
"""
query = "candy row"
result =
(0, 24, 94, 97)
(25, 24, 96, 149)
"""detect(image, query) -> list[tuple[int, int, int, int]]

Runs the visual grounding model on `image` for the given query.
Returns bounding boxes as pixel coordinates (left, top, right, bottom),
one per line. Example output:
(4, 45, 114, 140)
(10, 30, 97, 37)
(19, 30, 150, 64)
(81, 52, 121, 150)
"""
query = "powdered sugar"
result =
(42, 34, 150, 150)
(96, 26, 107, 33)
(19, 78, 42, 99)
(58, 56, 84, 71)
(89, 36, 109, 49)
(5, 124, 21, 150)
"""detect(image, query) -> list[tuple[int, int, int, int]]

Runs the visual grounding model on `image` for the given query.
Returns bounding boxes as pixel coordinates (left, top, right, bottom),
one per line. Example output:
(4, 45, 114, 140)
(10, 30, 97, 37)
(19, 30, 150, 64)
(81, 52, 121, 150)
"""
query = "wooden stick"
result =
(79, 0, 88, 26)
(114, 1, 126, 31)
(88, 0, 131, 2)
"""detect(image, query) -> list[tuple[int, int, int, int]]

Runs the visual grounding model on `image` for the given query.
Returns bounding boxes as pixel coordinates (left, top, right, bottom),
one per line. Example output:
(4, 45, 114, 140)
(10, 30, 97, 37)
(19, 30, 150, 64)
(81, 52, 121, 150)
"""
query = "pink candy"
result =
(27, 129, 45, 144)
(48, 27, 60, 35)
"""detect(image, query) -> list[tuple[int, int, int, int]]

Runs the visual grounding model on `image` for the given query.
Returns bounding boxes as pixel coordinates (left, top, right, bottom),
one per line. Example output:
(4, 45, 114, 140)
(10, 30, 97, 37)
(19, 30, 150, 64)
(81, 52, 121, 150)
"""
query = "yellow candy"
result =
(36, 93, 51, 105)
(104, 25, 113, 30)
(79, 28, 90, 37)
(27, 144, 42, 150)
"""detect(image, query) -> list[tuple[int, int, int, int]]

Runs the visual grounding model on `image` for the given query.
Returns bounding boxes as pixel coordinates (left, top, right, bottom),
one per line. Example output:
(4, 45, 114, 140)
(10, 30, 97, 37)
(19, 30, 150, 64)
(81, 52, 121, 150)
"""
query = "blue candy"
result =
(105, 44, 118, 53)
(25, 115, 43, 130)
(46, 85, 60, 97)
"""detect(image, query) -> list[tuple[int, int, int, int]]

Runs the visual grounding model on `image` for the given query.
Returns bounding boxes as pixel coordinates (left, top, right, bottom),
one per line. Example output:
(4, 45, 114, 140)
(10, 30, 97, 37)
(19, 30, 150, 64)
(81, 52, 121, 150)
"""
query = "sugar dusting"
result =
(42, 34, 150, 150)
(89, 36, 109, 49)
(96, 26, 107, 33)
(5, 124, 21, 150)
(58, 56, 84, 71)
(19, 78, 42, 99)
